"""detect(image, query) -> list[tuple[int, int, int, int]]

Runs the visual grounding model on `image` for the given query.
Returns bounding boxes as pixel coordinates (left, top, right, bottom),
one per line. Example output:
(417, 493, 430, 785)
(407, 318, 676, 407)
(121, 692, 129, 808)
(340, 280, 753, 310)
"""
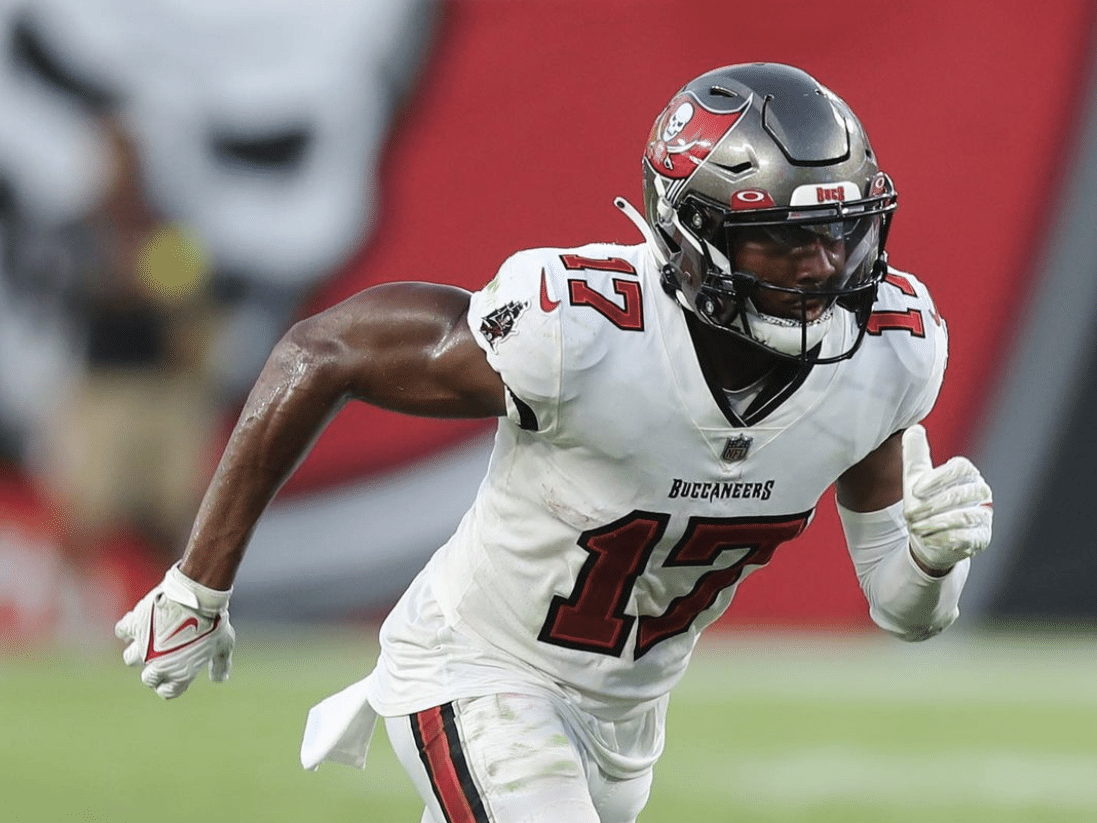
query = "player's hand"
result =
(114, 564, 235, 699)
(902, 424, 993, 573)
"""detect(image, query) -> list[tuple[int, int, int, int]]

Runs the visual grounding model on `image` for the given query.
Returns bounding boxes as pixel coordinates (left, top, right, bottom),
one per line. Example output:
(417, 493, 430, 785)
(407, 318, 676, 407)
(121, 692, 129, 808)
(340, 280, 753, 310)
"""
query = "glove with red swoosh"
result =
(114, 564, 235, 699)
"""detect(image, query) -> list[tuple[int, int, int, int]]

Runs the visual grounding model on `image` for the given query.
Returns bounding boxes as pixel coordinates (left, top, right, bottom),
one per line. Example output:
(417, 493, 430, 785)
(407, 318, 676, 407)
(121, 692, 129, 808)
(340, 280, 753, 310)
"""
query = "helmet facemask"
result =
(659, 193, 893, 364)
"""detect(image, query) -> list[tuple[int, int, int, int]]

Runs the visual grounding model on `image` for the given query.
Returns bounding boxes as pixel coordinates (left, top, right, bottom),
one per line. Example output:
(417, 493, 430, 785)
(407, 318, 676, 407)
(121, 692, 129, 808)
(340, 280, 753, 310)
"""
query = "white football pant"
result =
(385, 692, 653, 823)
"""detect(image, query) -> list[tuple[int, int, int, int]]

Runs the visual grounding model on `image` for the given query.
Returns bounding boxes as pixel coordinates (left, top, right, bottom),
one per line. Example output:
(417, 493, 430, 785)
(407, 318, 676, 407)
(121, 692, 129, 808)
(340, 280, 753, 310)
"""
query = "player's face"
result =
(731, 225, 847, 321)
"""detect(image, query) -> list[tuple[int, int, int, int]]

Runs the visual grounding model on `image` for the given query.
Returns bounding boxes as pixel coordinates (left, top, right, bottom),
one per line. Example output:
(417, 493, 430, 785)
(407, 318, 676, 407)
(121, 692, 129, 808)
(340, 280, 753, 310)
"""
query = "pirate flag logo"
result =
(644, 90, 748, 180)
(479, 300, 528, 350)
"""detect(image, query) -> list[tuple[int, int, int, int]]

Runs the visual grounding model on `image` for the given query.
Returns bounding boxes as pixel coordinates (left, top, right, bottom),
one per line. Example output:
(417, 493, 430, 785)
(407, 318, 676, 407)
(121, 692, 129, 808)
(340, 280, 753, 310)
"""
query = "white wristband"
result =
(837, 500, 969, 641)
(163, 564, 232, 616)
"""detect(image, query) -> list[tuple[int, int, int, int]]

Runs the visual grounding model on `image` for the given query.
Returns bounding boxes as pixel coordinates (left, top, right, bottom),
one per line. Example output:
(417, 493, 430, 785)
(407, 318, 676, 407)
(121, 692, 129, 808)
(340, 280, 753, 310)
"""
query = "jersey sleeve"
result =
(467, 249, 563, 433)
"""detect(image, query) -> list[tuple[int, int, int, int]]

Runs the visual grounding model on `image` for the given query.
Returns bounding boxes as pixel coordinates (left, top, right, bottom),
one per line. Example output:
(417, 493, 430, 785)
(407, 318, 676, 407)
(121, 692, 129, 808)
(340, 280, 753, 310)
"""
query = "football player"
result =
(115, 63, 992, 823)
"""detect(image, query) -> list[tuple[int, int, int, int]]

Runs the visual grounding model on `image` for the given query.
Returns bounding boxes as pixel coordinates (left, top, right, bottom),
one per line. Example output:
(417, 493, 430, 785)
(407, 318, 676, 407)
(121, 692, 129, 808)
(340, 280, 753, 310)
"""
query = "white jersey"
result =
(359, 240, 946, 773)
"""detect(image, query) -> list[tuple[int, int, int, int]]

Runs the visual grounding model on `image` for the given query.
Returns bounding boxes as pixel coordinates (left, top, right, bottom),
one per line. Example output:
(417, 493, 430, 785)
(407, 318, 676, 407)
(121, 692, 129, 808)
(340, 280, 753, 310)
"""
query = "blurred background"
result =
(2, 0, 1095, 642)
(2, 2, 1096, 821)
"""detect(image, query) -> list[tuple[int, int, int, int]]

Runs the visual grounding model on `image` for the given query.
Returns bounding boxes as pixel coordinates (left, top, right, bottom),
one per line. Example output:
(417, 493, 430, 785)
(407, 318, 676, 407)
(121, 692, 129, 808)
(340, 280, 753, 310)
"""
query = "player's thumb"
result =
(902, 424, 934, 504)
(114, 611, 134, 642)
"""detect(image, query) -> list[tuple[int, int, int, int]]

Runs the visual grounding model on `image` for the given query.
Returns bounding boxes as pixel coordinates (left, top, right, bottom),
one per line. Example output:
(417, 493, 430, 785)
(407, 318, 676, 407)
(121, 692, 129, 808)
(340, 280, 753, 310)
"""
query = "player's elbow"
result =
(869, 606, 957, 643)
(275, 317, 351, 392)
(883, 624, 946, 643)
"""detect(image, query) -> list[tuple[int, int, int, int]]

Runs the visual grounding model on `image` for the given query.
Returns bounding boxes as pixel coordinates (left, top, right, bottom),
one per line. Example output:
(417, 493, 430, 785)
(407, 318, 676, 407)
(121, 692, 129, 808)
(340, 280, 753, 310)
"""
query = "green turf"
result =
(3, 626, 1095, 822)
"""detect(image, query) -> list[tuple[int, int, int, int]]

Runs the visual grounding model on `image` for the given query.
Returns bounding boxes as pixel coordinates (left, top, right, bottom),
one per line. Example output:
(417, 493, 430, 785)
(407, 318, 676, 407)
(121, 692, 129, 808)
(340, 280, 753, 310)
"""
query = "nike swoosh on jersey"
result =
(145, 610, 221, 661)
(539, 268, 560, 312)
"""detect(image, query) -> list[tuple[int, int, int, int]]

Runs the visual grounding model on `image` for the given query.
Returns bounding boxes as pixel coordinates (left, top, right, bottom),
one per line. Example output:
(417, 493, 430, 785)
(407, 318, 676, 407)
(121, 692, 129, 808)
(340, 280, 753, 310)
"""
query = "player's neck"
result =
(687, 315, 779, 391)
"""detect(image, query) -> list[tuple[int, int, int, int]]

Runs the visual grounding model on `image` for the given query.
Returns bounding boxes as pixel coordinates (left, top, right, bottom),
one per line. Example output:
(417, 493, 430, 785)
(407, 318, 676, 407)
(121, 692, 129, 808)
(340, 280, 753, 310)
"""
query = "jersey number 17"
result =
(538, 510, 811, 659)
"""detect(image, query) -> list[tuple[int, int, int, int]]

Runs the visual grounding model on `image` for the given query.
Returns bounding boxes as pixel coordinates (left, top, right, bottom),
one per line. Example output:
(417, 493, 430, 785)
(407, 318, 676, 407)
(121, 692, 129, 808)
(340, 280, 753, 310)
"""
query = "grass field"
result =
(4, 625, 1096, 822)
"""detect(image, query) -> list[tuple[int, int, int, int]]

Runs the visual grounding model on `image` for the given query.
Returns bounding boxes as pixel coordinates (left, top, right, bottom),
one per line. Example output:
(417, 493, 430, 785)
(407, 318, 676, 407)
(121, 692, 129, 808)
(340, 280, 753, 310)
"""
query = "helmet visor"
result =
(721, 213, 883, 291)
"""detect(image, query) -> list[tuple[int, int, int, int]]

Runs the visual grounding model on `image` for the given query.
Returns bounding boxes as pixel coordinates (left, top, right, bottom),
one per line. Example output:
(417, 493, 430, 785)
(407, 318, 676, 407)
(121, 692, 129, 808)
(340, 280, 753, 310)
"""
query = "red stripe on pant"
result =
(411, 704, 490, 823)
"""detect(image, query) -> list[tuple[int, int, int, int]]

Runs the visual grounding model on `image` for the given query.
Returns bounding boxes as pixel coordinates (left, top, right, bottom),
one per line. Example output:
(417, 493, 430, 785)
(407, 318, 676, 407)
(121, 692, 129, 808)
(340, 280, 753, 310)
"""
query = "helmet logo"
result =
(662, 101, 695, 141)
(790, 181, 860, 206)
(645, 91, 744, 180)
(730, 189, 776, 210)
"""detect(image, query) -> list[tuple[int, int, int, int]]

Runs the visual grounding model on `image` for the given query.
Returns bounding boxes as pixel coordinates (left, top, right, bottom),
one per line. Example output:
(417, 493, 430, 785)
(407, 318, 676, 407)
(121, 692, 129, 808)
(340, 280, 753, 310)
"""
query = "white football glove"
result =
(902, 424, 993, 572)
(114, 564, 235, 699)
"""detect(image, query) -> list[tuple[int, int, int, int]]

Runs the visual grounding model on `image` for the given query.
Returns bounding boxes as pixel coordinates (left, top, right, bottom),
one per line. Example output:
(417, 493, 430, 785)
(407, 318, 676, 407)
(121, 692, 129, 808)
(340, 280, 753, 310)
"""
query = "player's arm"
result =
(836, 430, 942, 575)
(115, 282, 506, 697)
(181, 282, 505, 589)
(833, 425, 992, 641)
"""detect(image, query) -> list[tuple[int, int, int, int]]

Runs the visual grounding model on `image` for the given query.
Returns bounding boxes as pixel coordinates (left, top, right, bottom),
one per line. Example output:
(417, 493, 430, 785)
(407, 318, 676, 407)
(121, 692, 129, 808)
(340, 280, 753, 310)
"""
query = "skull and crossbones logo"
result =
(656, 100, 711, 169)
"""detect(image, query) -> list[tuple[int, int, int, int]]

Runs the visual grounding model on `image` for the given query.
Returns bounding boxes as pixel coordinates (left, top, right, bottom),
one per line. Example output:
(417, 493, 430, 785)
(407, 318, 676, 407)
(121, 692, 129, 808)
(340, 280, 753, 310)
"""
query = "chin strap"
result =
(614, 195, 692, 313)
(613, 196, 669, 269)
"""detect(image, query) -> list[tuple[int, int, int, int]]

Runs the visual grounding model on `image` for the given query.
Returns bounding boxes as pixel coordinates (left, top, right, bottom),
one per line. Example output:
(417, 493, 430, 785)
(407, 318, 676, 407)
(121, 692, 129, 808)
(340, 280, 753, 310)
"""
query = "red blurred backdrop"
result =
(294, 0, 1097, 625)
(3, 0, 1094, 638)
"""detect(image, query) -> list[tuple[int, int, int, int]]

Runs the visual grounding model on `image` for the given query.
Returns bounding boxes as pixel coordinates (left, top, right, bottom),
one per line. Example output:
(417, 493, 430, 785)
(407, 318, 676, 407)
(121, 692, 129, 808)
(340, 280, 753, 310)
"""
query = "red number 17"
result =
(560, 254, 645, 331)
(538, 510, 811, 659)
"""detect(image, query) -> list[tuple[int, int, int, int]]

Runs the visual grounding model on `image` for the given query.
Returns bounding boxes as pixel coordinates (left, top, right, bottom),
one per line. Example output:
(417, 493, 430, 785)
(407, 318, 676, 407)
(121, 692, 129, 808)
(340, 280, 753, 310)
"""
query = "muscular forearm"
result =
(179, 329, 347, 589)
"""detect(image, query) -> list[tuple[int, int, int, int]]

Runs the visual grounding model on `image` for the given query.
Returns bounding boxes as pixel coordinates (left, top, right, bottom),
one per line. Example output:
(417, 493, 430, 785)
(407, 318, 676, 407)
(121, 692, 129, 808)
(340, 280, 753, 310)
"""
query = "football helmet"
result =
(621, 62, 897, 364)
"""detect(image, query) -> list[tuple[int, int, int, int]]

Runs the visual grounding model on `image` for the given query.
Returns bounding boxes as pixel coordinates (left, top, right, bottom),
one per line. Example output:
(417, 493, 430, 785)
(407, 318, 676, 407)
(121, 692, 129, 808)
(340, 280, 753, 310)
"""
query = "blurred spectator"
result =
(29, 116, 220, 575)
(7, 0, 440, 395)
(0, 0, 439, 449)
(0, 0, 439, 641)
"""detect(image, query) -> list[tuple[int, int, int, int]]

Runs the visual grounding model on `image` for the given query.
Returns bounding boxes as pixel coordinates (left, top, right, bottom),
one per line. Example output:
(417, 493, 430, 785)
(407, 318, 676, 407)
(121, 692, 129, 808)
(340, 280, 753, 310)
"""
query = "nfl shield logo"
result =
(721, 435, 752, 462)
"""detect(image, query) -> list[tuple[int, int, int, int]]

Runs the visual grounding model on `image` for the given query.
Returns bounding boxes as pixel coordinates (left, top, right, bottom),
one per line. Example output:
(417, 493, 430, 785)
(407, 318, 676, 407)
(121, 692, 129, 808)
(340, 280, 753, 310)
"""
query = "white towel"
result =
(299, 676, 379, 771)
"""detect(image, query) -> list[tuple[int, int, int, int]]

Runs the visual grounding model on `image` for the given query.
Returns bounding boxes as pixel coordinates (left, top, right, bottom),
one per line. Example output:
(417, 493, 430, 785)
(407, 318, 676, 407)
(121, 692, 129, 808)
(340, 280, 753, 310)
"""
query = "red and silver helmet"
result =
(627, 62, 897, 363)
